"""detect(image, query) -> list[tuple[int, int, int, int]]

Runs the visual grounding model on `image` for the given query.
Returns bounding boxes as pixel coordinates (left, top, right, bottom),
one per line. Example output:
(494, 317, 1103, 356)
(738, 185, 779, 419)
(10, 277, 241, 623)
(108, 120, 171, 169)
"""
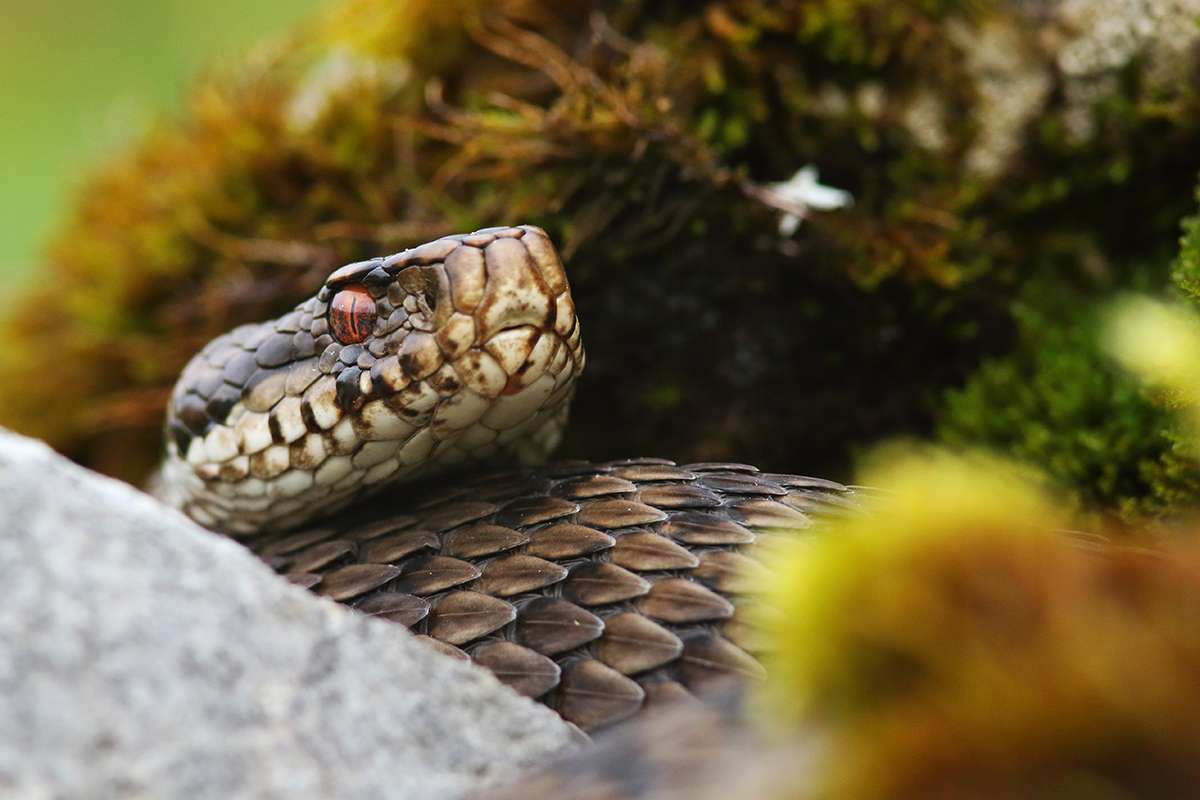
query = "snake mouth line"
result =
(156, 225, 585, 536)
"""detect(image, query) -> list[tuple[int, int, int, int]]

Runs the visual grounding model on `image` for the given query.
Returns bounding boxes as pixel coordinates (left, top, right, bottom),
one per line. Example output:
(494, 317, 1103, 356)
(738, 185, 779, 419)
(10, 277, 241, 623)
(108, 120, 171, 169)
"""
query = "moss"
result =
(758, 450, 1200, 800)
(4, 0, 1200, 484)
(937, 285, 1200, 519)
(1172, 186, 1200, 308)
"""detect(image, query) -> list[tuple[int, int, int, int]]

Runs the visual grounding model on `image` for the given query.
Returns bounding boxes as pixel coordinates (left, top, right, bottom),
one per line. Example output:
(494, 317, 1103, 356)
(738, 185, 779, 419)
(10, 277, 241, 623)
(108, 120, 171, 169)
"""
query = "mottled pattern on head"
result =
(156, 226, 584, 535)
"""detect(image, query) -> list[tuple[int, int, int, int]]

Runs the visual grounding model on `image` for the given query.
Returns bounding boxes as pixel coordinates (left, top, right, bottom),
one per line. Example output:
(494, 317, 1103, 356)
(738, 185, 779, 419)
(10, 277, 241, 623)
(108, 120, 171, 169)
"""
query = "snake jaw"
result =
(157, 226, 584, 536)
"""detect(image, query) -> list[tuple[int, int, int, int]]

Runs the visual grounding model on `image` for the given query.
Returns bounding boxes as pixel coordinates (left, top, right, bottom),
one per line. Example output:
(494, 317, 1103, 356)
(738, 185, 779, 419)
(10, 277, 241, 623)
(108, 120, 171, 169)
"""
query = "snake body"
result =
(160, 226, 856, 730)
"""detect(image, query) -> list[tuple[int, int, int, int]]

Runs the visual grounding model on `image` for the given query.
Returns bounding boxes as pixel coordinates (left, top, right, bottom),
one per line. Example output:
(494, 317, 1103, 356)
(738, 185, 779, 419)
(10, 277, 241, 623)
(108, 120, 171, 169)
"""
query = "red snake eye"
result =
(329, 285, 376, 344)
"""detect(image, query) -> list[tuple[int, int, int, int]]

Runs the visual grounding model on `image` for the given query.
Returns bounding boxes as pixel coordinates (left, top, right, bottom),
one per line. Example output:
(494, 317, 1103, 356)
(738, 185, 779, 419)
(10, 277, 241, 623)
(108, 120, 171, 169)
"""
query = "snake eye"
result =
(329, 285, 376, 344)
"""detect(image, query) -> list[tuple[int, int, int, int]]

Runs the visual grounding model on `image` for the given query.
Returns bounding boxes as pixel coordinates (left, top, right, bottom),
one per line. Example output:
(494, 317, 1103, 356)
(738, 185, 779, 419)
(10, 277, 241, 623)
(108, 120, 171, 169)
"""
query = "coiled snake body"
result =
(158, 226, 856, 731)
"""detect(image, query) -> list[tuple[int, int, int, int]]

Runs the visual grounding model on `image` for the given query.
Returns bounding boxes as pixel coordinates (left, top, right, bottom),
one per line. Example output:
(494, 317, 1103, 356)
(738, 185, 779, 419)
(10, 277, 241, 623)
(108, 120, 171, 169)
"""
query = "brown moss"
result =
(4, 0, 1200, 492)
(761, 453, 1200, 799)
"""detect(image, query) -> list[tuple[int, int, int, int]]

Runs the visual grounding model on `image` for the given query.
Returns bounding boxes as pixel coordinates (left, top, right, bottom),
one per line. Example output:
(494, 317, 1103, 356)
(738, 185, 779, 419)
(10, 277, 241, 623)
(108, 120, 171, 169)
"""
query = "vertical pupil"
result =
(330, 285, 376, 344)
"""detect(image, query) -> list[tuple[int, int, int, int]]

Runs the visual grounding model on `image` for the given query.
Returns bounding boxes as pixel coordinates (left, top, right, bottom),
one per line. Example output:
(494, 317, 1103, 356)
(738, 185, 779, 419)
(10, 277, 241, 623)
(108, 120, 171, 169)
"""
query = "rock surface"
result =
(0, 429, 575, 800)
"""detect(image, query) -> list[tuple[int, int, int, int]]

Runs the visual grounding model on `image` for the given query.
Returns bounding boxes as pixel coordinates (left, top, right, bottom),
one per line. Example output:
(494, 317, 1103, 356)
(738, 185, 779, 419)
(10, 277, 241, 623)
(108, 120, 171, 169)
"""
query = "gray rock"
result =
(0, 430, 576, 800)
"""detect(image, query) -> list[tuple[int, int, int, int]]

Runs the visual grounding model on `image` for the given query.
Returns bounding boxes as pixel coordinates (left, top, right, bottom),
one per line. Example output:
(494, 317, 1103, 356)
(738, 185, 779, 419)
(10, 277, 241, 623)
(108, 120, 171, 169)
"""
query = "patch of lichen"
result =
(3, 0, 1200, 484)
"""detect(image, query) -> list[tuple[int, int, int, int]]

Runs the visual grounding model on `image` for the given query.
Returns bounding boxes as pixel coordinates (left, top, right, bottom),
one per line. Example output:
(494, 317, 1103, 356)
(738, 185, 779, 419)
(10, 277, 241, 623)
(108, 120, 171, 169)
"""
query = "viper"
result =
(155, 225, 858, 731)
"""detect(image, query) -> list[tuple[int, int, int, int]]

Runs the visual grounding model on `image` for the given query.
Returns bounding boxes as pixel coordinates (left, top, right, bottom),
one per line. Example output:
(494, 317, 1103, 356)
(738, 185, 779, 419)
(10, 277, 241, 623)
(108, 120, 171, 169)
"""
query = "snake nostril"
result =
(330, 285, 376, 344)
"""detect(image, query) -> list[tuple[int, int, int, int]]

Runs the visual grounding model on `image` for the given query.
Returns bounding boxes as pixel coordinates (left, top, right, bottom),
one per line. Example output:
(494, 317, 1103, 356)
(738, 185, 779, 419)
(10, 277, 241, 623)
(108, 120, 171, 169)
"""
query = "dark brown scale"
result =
(731, 498, 813, 528)
(634, 483, 722, 509)
(526, 524, 615, 559)
(357, 592, 430, 626)
(346, 516, 420, 540)
(677, 632, 767, 685)
(692, 551, 765, 594)
(242, 459, 859, 732)
(609, 465, 696, 482)
(660, 514, 755, 545)
(426, 591, 517, 645)
(555, 476, 638, 498)
(359, 529, 439, 562)
(392, 556, 480, 595)
(260, 527, 337, 555)
(479, 555, 568, 596)
(576, 499, 666, 528)
(442, 524, 530, 558)
(257, 553, 290, 571)
(595, 613, 683, 674)
(494, 497, 579, 527)
(417, 635, 471, 661)
(286, 539, 356, 573)
(516, 598, 605, 655)
(471, 642, 561, 698)
(419, 501, 498, 530)
(314, 563, 403, 601)
(611, 532, 698, 571)
(637, 579, 734, 623)
(696, 473, 788, 495)
(557, 660, 645, 732)
(560, 562, 651, 606)
(284, 572, 322, 590)
(459, 476, 555, 503)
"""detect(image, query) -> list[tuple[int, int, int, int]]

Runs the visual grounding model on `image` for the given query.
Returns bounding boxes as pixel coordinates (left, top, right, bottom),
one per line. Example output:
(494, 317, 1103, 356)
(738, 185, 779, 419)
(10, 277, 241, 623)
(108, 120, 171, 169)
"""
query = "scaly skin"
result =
(156, 226, 583, 535)
(158, 226, 858, 731)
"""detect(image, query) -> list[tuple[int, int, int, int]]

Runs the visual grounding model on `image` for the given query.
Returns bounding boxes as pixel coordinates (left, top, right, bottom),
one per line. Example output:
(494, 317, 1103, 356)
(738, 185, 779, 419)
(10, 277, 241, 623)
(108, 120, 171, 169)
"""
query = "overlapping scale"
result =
(244, 459, 859, 731)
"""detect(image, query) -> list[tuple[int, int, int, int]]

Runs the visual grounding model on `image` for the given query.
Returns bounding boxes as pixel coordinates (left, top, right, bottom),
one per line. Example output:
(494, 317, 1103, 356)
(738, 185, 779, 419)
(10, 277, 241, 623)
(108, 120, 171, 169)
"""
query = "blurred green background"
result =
(0, 0, 327, 290)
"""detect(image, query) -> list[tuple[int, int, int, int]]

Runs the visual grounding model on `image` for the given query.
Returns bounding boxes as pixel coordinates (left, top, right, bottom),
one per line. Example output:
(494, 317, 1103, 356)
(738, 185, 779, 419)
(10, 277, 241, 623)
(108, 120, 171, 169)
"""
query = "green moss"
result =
(937, 287, 1200, 519)
(1172, 188, 1200, 307)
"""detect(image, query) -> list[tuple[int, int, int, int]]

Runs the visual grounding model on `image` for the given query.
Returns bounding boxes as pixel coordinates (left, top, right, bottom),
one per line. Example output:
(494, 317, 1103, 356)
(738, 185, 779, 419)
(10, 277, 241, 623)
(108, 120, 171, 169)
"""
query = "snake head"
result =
(158, 226, 584, 535)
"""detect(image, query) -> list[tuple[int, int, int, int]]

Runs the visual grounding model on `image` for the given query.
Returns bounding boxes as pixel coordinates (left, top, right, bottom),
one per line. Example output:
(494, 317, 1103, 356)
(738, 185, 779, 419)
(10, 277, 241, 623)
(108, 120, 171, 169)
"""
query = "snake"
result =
(156, 225, 858, 731)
